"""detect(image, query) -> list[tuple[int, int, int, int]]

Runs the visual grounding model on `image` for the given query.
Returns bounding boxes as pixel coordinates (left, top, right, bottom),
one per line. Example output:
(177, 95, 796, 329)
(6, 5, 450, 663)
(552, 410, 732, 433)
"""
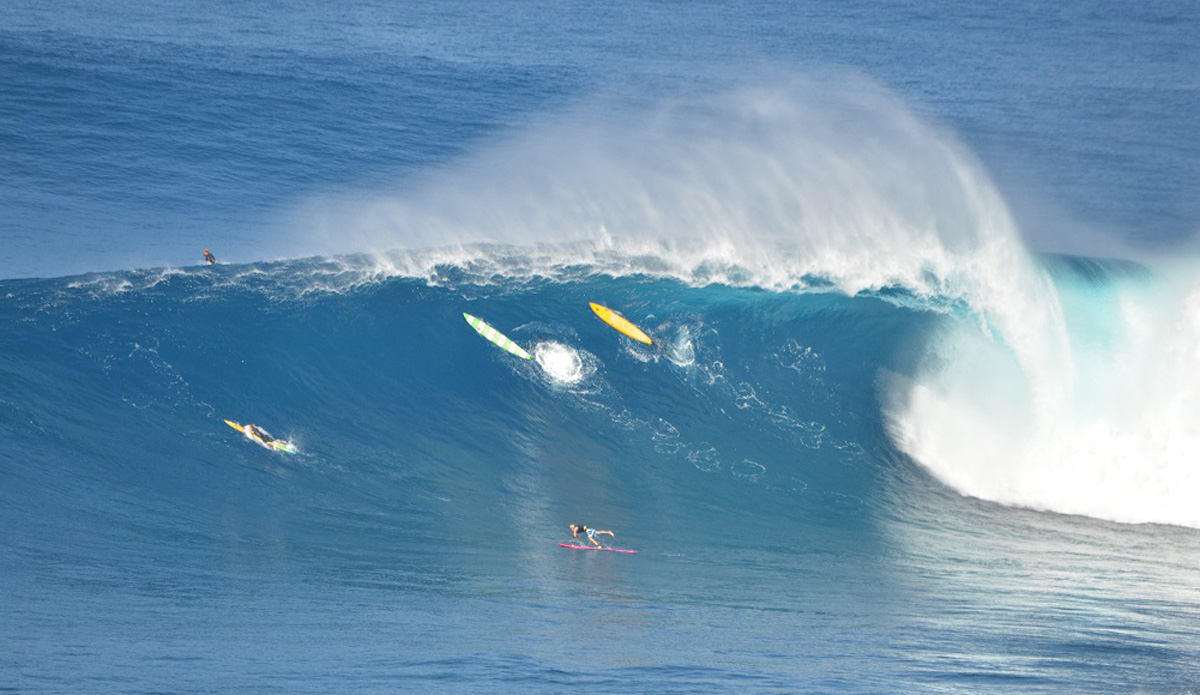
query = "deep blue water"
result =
(3, 1, 1200, 693)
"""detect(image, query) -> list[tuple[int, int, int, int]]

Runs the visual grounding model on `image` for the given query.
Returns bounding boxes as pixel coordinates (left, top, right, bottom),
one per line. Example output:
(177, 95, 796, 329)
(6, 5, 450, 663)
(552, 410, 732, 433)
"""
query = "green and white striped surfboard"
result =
(462, 313, 532, 360)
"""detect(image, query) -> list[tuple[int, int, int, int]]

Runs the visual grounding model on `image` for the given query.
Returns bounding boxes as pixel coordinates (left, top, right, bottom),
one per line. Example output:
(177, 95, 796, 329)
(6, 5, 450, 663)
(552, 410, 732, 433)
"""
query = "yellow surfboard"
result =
(590, 302, 653, 345)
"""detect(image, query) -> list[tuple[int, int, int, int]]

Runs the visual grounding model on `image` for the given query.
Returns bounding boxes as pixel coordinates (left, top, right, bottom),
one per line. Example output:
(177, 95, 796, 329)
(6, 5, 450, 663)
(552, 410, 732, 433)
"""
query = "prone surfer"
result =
(245, 423, 274, 444)
(569, 524, 614, 548)
(203, 249, 216, 264)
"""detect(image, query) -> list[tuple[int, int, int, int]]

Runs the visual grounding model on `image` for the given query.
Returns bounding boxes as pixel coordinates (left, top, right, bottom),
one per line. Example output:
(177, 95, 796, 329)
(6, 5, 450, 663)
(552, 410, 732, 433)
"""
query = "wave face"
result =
(0, 261, 902, 538)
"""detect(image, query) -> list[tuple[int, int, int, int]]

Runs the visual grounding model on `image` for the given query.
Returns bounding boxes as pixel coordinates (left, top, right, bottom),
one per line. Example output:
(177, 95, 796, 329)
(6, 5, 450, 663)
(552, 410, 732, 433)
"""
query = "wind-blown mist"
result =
(294, 77, 1032, 295)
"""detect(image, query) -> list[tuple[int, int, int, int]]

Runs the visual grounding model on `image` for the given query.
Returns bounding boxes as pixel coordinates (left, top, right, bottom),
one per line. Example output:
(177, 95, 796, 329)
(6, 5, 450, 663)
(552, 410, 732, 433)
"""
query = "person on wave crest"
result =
(569, 524, 615, 548)
(203, 249, 216, 264)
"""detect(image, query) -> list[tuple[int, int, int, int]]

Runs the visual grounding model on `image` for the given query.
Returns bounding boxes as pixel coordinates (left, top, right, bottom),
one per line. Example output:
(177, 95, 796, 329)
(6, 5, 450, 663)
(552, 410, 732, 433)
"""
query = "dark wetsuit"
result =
(248, 425, 273, 443)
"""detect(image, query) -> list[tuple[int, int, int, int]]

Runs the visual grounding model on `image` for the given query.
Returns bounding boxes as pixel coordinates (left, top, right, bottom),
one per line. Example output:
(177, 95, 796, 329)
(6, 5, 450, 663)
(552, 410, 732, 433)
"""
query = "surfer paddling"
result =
(244, 423, 276, 444)
(569, 524, 615, 548)
(225, 419, 298, 454)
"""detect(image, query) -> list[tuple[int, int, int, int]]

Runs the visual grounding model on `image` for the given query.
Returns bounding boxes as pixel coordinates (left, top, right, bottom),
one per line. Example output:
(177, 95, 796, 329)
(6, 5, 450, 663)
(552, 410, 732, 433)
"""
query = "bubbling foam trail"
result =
(534, 341, 588, 385)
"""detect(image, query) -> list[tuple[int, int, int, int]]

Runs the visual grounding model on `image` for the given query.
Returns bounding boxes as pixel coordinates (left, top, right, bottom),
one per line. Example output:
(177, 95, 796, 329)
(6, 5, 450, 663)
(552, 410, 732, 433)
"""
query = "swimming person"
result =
(569, 524, 615, 548)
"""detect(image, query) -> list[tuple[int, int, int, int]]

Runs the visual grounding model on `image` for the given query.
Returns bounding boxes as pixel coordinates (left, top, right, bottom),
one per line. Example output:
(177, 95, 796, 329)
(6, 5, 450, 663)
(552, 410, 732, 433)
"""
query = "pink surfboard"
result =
(559, 543, 638, 554)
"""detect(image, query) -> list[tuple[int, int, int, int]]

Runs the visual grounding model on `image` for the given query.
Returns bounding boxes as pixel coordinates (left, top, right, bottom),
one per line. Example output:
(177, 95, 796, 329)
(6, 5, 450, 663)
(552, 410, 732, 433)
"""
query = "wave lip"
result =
(890, 258, 1200, 529)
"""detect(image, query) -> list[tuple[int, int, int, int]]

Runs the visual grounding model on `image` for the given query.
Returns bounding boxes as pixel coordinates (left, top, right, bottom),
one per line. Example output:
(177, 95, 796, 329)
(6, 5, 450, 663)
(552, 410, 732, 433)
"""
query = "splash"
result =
(664, 325, 696, 367)
(533, 341, 590, 385)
